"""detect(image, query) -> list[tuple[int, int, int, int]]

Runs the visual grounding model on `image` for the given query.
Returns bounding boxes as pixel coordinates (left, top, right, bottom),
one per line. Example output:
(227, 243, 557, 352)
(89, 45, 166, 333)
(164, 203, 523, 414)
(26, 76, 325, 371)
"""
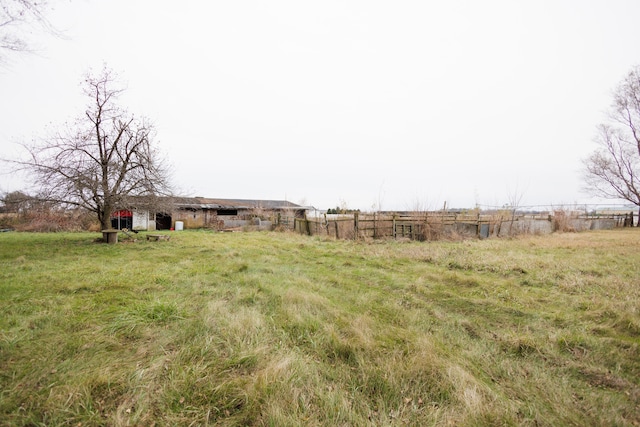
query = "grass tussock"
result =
(0, 229, 639, 425)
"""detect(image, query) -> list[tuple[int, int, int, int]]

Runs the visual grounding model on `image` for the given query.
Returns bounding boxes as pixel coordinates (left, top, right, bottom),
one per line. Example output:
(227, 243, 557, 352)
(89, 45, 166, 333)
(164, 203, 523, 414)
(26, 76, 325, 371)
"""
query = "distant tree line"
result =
(0, 190, 97, 231)
(326, 207, 360, 215)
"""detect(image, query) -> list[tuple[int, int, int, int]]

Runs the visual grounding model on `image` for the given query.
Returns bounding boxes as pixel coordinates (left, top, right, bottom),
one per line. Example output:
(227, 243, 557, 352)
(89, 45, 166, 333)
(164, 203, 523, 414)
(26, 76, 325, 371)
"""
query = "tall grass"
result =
(0, 229, 639, 426)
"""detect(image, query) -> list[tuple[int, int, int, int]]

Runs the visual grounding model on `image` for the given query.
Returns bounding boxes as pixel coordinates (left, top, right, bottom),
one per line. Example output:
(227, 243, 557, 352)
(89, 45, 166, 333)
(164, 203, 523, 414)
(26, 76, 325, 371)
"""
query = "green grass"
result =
(0, 229, 639, 426)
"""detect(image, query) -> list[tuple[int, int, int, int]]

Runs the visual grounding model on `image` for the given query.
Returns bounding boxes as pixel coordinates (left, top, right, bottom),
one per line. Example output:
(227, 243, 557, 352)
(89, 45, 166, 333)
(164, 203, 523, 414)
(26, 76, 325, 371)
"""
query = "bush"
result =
(553, 210, 576, 232)
(7, 210, 99, 232)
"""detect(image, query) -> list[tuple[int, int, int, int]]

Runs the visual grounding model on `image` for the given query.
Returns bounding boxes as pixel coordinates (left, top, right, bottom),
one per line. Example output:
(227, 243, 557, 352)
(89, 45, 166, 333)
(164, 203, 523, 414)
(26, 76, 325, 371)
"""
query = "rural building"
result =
(111, 197, 310, 231)
(594, 208, 638, 227)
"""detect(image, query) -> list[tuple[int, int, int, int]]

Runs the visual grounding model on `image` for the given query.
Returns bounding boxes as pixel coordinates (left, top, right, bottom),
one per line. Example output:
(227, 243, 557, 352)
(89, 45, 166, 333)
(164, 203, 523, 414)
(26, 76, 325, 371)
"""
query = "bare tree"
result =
(0, 0, 57, 63)
(583, 66, 640, 224)
(0, 190, 32, 214)
(11, 66, 173, 230)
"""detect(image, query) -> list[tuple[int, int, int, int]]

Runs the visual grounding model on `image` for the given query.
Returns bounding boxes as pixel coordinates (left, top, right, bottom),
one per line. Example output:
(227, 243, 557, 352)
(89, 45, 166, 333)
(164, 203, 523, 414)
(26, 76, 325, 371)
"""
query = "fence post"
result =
(373, 212, 377, 239)
(354, 211, 359, 240)
(324, 213, 329, 235)
(392, 214, 396, 239)
(304, 212, 311, 236)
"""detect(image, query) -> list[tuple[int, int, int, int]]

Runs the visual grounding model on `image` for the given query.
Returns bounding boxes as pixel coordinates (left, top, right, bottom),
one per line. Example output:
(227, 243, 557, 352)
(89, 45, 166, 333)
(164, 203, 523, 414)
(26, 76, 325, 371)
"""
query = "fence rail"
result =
(280, 211, 635, 241)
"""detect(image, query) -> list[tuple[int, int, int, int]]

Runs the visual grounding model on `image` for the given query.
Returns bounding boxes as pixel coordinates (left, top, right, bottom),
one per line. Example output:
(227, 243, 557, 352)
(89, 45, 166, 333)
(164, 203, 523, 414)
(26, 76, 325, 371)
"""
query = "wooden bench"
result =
(147, 234, 171, 241)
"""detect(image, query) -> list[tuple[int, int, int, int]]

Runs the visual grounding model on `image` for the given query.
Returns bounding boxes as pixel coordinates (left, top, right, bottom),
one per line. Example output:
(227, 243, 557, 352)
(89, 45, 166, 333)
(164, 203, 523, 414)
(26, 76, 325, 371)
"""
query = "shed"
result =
(112, 197, 310, 231)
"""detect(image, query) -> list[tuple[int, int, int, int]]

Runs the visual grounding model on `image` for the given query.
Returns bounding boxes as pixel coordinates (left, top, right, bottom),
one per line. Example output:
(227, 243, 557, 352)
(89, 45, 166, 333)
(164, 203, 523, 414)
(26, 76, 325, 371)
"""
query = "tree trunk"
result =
(99, 215, 111, 230)
(100, 205, 113, 230)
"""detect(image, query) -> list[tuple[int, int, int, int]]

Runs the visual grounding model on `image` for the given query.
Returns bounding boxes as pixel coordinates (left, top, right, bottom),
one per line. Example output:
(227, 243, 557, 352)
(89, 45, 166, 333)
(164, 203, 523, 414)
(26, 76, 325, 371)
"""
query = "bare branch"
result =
(0, 0, 60, 64)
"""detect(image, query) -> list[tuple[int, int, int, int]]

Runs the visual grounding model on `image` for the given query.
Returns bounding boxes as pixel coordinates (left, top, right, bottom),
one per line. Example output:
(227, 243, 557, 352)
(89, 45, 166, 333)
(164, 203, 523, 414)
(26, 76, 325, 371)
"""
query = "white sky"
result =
(2, 0, 640, 211)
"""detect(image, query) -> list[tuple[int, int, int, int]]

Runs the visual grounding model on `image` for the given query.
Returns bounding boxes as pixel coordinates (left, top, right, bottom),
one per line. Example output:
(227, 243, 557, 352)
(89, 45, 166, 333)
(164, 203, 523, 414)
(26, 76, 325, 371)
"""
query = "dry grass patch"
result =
(0, 229, 639, 425)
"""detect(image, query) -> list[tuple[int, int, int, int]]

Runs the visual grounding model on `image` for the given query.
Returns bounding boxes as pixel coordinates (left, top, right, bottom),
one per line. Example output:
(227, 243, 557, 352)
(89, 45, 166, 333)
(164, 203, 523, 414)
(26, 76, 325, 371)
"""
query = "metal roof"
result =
(173, 197, 308, 210)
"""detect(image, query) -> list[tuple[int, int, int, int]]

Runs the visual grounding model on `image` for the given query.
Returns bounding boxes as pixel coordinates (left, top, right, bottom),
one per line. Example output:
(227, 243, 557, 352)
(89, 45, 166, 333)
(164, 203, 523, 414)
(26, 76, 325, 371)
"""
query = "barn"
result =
(110, 197, 310, 231)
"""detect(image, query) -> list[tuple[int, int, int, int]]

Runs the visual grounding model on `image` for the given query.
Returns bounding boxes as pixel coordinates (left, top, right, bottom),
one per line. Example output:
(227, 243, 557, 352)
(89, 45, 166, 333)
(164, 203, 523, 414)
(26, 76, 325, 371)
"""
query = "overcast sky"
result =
(2, 1, 640, 211)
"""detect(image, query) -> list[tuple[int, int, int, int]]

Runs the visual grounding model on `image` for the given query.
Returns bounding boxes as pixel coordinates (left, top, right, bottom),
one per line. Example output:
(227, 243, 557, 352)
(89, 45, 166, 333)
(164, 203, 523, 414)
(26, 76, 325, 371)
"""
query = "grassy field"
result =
(0, 229, 639, 426)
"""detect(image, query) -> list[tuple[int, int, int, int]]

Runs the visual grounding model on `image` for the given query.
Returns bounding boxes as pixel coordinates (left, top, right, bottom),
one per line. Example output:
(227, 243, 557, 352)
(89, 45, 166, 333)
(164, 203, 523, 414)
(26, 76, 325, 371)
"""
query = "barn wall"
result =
(128, 207, 303, 231)
(173, 209, 221, 229)
(173, 210, 204, 229)
(132, 210, 155, 231)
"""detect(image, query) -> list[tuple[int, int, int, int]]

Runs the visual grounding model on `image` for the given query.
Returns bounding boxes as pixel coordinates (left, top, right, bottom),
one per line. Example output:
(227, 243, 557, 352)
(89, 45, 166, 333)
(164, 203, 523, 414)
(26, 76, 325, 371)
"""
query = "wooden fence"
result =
(282, 211, 634, 241)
